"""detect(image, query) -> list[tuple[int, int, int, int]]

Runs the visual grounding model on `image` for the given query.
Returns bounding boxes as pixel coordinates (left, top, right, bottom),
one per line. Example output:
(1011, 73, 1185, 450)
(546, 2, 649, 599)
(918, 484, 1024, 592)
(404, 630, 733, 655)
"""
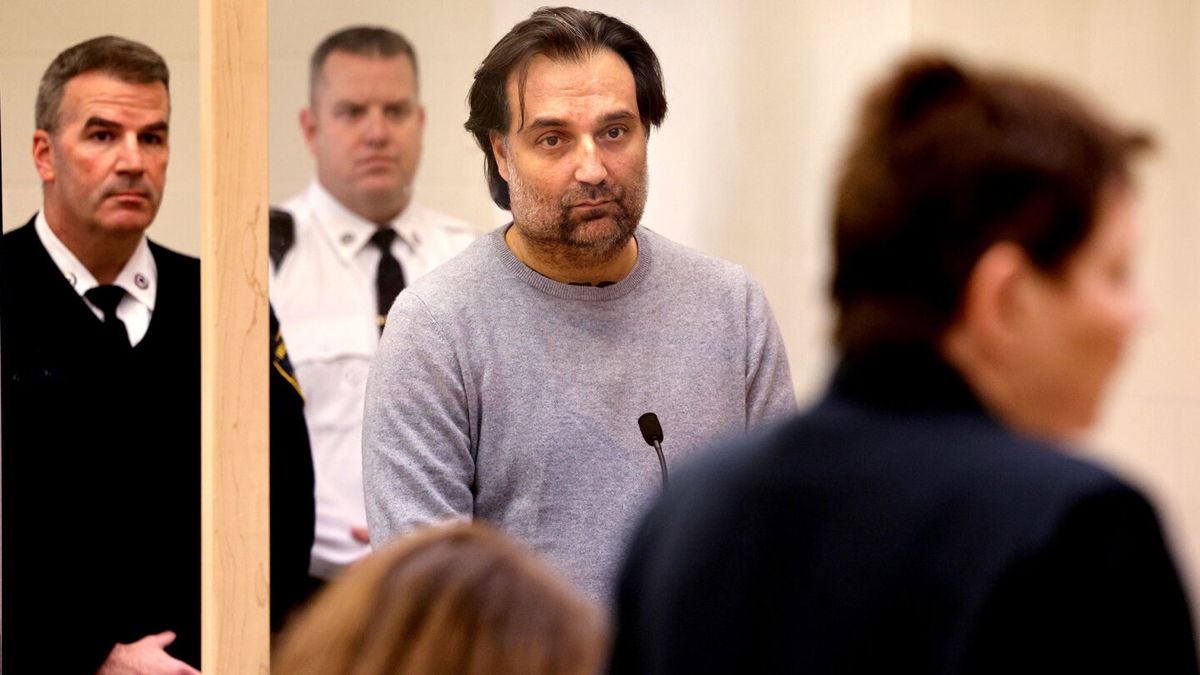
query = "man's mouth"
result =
(359, 155, 398, 168)
(108, 190, 150, 203)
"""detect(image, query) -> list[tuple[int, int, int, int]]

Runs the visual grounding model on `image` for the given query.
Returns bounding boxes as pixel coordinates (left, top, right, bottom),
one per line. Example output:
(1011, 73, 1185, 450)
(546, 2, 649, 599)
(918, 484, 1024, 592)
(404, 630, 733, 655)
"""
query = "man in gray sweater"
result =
(362, 7, 795, 601)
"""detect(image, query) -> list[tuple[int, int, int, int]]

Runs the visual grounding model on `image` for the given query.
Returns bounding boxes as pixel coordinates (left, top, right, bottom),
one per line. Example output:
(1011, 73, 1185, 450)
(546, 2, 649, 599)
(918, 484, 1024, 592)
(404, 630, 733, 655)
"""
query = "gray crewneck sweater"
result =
(363, 225, 795, 601)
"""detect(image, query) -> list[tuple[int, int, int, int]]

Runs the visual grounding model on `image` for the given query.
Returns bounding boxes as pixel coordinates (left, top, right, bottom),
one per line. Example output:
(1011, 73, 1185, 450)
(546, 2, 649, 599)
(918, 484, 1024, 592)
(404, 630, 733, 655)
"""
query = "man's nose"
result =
(574, 137, 608, 185)
(362, 108, 388, 144)
(115, 133, 145, 174)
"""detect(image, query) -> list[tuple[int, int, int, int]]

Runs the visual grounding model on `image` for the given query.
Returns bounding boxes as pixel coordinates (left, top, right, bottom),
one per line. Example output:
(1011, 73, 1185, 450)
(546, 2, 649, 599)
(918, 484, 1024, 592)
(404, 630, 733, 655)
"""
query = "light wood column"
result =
(199, 0, 270, 671)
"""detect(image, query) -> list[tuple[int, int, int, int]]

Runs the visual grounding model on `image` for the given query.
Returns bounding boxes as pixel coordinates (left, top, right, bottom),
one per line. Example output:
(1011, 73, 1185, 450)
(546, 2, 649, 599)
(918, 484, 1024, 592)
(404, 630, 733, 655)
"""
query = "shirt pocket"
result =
(282, 317, 376, 432)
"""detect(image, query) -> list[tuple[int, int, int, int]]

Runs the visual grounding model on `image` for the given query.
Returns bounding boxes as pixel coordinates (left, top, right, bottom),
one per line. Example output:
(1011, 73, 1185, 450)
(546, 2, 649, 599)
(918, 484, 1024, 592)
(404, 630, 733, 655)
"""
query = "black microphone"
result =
(638, 412, 668, 487)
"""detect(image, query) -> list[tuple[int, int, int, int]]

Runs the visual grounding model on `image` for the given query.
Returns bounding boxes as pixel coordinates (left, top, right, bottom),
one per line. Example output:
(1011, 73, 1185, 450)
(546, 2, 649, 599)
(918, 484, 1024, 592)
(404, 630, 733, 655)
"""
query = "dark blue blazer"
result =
(1, 219, 202, 670)
(612, 346, 1198, 674)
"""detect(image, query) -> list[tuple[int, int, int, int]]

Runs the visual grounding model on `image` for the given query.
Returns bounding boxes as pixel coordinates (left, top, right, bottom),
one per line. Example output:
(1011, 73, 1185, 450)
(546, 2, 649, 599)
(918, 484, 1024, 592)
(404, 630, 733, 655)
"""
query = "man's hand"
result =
(97, 631, 200, 675)
(351, 526, 371, 544)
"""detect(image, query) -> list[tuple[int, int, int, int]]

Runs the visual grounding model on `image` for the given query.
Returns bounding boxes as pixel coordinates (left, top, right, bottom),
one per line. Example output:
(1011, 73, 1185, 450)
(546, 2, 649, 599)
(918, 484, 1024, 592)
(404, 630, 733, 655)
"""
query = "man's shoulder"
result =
(2, 219, 40, 254)
(147, 239, 199, 265)
(408, 203, 476, 239)
(664, 402, 1124, 533)
(643, 228, 744, 270)
(148, 239, 200, 277)
(398, 231, 498, 306)
(276, 190, 311, 217)
(146, 240, 200, 318)
(806, 397, 1121, 496)
(273, 191, 318, 237)
(1, 221, 51, 305)
(641, 227, 754, 291)
(269, 192, 335, 274)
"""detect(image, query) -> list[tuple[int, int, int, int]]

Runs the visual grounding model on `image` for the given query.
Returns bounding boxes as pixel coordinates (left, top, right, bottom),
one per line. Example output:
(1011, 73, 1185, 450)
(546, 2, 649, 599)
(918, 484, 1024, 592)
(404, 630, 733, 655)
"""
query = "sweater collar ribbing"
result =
(490, 224, 654, 301)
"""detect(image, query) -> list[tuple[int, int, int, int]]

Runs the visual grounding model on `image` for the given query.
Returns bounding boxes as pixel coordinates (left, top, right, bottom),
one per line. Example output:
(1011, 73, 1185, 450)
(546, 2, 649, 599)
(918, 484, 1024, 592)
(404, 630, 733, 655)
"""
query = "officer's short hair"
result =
(309, 26, 418, 105)
(36, 35, 169, 134)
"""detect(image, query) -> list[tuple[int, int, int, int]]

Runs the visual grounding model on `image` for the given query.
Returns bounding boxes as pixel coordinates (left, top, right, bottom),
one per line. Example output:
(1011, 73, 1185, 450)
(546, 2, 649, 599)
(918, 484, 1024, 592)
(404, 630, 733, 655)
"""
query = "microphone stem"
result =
(652, 440, 668, 487)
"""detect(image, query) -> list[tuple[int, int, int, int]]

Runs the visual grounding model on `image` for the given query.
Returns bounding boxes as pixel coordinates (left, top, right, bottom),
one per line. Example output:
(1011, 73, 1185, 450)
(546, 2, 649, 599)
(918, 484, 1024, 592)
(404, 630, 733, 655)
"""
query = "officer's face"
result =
(303, 51, 424, 224)
(33, 71, 169, 239)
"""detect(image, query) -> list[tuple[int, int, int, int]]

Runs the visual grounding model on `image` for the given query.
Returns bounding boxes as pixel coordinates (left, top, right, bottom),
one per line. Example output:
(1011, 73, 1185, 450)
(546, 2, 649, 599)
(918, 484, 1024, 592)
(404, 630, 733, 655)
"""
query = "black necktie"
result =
(370, 228, 406, 332)
(85, 285, 132, 350)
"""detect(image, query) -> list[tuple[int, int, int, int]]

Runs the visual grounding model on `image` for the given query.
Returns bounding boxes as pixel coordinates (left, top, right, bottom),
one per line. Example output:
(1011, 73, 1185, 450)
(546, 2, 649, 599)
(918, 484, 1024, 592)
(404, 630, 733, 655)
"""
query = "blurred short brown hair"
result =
(309, 26, 418, 105)
(274, 522, 607, 675)
(832, 54, 1151, 356)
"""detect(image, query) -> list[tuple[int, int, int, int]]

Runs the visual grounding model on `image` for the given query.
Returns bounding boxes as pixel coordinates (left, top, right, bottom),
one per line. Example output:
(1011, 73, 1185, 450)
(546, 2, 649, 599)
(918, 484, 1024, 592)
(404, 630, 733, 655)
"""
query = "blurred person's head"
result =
(33, 36, 170, 255)
(302, 26, 424, 225)
(831, 54, 1151, 440)
(274, 522, 607, 675)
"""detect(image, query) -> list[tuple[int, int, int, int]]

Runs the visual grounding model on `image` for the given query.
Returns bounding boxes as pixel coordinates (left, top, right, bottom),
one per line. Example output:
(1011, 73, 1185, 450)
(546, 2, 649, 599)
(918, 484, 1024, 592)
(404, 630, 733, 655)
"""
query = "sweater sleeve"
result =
(362, 290, 475, 547)
(743, 273, 797, 427)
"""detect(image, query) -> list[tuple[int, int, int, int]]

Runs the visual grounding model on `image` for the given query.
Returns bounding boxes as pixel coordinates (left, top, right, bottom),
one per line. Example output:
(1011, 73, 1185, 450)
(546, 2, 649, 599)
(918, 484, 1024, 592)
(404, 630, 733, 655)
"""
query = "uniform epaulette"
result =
(269, 208, 296, 269)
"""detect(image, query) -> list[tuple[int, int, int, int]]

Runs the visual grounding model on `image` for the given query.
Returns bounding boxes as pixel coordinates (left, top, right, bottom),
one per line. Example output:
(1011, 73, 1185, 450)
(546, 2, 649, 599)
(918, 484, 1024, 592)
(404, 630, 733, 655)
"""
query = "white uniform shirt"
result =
(35, 210, 157, 346)
(270, 180, 475, 578)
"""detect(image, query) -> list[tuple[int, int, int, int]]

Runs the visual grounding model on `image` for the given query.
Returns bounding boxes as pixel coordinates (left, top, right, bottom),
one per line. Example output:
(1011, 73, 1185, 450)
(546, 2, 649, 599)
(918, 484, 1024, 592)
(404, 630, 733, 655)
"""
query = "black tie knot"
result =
(370, 228, 398, 252)
(85, 285, 126, 320)
(85, 285, 132, 350)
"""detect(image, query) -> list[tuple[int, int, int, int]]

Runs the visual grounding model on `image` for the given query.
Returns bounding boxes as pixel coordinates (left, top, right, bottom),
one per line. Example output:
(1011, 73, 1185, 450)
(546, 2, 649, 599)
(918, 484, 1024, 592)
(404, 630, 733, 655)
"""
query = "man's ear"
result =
(953, 242, 1030, 359)
(489, 130, 511, 182)
(32, 130, 55, 183)
(299, 107, 318, 154)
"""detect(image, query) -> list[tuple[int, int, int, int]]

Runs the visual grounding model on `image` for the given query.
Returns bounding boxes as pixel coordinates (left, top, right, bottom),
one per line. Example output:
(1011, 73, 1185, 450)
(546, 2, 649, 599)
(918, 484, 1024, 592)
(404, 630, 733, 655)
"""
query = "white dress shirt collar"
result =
(34, 210, 158, 312)
(307, 179, 420, 263)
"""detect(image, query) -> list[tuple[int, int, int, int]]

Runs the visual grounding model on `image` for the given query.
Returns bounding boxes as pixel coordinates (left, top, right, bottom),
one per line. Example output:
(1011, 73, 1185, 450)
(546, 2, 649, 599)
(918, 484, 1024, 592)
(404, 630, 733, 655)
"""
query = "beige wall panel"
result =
(0, 0, 201, 256)
(914, 0, 1200, 617)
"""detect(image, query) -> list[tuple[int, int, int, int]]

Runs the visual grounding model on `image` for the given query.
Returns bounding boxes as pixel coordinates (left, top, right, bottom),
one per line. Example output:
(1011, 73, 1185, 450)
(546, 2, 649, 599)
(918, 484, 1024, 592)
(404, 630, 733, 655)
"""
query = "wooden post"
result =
(199, 0, 270, 671)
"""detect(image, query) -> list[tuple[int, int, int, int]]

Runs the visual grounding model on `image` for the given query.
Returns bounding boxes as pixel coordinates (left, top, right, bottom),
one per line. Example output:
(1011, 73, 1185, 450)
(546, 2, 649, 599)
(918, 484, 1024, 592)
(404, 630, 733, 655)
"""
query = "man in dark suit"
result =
(1, 35, 318, 670)
(610, 55, 1198, 674)
(1, 36, 199, 673)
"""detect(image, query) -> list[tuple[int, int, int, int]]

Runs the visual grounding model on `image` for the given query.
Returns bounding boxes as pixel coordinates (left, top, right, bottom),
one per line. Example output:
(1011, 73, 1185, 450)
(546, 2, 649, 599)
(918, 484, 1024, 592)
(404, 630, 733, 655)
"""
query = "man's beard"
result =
(507, 159, 648, 265)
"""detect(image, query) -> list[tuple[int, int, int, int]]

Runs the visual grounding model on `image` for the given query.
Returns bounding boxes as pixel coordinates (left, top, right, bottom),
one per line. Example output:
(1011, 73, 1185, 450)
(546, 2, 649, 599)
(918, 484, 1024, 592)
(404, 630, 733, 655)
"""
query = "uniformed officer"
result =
(269, 25, 475, 589)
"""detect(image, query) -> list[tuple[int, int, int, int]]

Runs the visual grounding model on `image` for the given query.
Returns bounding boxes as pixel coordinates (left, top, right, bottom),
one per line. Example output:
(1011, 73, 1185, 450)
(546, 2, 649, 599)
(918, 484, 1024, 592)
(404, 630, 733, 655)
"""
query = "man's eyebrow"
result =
(522, 109, 637, 133)
(83, 116, 120, 128)
(82, 117, 169, 134)
(599, 110, 637, 124)
(525, 116, 568, 132)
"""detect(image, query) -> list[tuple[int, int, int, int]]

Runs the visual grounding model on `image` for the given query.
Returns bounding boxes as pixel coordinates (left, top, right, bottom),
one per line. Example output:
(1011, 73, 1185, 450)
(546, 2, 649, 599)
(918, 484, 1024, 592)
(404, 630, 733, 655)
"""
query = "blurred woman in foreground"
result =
(611, 54, 1197, 674)
(275, 522, 606, 675)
